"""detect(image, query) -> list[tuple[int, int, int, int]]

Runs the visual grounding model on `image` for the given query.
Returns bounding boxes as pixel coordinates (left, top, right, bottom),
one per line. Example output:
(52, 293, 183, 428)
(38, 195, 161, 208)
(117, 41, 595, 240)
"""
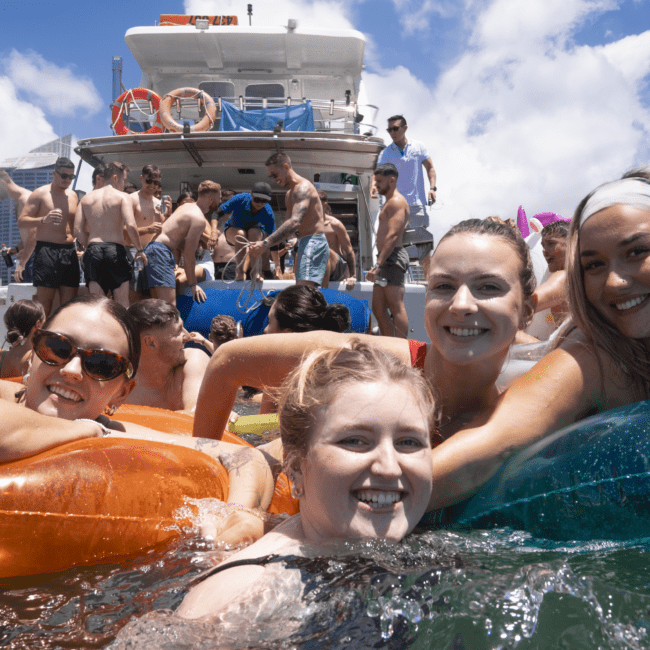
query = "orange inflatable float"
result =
(159, 87, 217, 132)
(0, 406, 297, 579)
(112, 403, 297, 516)
(111, 88, 164, 135)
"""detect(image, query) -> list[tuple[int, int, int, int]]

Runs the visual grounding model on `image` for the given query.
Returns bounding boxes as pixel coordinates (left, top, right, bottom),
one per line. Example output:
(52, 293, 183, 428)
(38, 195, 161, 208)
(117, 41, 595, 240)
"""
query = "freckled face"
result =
(580, 205, 650, 341)
(295, 380, 432, 543)
(26, 304, 132, 421)
(425, 233, 528, 366)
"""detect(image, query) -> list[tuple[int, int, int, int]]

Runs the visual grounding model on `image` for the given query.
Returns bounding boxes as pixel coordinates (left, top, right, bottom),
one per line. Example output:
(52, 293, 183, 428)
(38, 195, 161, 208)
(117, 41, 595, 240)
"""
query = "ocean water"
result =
(1, 521, 648, 649)
(2, 400, 649, 649)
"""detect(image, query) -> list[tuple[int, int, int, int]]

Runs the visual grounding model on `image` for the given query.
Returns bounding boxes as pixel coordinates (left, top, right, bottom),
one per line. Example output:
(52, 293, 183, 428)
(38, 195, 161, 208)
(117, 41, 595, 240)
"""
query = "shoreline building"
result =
(0, 135, 73, 286)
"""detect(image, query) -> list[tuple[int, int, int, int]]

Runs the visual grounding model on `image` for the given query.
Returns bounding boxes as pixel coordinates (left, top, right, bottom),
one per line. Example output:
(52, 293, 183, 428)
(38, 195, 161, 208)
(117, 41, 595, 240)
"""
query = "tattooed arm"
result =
(248, 183, 311, 258)
(102, 419, 275, 511)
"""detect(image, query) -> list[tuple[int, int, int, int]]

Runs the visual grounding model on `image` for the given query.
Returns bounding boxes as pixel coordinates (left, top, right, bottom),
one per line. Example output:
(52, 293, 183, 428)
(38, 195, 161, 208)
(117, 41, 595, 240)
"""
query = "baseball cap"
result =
(251, 182, 272, 202)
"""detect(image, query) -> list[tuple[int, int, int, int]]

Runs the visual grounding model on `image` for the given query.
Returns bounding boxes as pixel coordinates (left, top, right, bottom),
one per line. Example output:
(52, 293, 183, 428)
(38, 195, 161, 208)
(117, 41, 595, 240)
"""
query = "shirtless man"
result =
(209, 189, 237, 280)
(535, 221, 570, 328)
(248, 152, 329, 287)
(318, 190, 356, 290)
(365, 163, 410, 338)
(0, 169, 34, 282)
(18, 157, 80, 316)
(126, 299, 210, 413)
(126, 164, 171, 302)
(143, 180, 220, 305)
(74, 162, 147, 309)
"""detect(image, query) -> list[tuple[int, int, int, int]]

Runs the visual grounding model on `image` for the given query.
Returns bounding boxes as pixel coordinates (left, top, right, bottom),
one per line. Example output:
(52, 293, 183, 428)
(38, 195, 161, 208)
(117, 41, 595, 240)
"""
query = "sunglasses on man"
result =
(55, 170, 76, 180)
(144, 177, 162, 187)
(386, 126, 403, 133)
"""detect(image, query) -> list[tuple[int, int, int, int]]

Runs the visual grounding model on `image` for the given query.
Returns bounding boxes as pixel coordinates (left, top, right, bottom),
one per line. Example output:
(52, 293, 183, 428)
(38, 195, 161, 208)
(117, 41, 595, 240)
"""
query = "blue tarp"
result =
(218, 100, 314, 132)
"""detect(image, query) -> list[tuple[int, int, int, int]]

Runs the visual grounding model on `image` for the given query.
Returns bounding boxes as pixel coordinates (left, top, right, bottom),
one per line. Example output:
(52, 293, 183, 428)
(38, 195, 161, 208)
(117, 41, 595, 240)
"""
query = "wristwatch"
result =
(432, 186, 437, 192)
(262, 239, 270, 247)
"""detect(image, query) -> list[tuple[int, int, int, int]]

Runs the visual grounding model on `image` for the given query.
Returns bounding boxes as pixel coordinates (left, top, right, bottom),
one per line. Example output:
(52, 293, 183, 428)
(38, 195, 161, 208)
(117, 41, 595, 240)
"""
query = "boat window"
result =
(198, 81, 235, 99)
(245, 84, 285, 109)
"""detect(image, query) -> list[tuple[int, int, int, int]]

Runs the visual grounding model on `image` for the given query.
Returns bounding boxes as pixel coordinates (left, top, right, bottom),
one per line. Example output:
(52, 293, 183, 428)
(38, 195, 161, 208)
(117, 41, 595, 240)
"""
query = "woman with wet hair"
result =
(194, 218, 537, 445)
(179, 339, 436, 619)
(1, 299, 45, 378)
(263, 285, 351, 334)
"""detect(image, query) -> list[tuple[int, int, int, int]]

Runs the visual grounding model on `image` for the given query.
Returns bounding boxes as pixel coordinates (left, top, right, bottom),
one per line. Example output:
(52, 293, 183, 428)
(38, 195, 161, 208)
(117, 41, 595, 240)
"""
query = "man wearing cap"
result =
(213, 182, 276, 281)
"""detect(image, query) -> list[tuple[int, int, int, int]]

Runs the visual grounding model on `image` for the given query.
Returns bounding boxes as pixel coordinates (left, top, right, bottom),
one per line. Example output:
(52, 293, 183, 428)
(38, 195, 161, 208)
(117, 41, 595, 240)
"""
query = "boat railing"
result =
(115, 94, 379, 136)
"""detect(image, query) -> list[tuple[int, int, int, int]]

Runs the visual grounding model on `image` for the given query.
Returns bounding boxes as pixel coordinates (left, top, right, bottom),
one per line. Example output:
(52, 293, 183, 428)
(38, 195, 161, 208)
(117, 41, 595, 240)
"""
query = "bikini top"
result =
(408, 339, 427, 370)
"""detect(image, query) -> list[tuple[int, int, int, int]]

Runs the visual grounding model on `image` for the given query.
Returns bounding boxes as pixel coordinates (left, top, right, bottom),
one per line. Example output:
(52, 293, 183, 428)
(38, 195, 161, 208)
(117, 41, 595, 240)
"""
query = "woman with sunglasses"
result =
(0, 294, 275, 544)
(215, 182, 276, 281)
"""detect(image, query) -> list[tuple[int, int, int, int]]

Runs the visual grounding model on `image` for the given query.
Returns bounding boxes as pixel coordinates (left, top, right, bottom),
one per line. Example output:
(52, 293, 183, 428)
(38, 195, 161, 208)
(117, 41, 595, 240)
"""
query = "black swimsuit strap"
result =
(186, 553, 285, 589)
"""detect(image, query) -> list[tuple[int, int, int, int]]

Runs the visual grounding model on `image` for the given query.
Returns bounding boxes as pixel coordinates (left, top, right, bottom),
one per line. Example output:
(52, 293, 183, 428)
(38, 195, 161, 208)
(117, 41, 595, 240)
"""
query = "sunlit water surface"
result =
(1, 524, 648, 649)
(2, 400, 649, 648)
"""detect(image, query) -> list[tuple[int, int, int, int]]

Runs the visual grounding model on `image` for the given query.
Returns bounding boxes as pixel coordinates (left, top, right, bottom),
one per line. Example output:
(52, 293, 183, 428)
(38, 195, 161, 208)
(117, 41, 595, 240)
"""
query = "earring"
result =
(291, 482, 304, 499)
(104, 404, 117, 416)
(22, 372, 30, 385)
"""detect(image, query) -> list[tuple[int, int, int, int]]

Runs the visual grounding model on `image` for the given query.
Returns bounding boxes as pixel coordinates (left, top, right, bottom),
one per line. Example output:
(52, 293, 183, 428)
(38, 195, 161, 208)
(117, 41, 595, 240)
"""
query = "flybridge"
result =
(159, 15, 238, 26)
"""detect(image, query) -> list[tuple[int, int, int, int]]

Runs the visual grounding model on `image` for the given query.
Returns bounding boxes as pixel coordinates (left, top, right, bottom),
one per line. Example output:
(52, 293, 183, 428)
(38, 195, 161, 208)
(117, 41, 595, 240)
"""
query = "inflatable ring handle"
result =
(111, 88, 163, 135)
(159, 87, 217, 133)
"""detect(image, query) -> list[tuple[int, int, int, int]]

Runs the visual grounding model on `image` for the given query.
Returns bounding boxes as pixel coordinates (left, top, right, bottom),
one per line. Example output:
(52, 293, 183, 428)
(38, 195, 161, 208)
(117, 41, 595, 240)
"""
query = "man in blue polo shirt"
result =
(215, 182, 275, 281)
(372, 115, 437, 279)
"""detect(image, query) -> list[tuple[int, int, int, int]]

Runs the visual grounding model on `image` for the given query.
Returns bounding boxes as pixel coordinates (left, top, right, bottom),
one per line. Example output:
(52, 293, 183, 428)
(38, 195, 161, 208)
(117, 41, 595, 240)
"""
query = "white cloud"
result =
(389, 0, 457, 33)
(183, 0, 356, 30)
(3, 50, 102, 117)
(0, 76, 59, 159)
(365, 0, 650, 230)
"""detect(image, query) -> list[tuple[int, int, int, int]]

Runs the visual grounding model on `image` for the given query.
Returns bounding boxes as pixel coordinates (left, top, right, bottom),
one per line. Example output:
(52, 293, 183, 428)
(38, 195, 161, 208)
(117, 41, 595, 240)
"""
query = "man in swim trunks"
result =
(143, 180, 220, 305)
(248, 153, 328, 287)
(366, 164, 410, 338)
(126, 164, 171, 303)
(18, 157, 81, 316)
(318, 190, 356, 290)
(126, 299, 210, 413)
(211, 183, 275, 281)
(74, 162, 147, 309)
(372, 115, 437, 279)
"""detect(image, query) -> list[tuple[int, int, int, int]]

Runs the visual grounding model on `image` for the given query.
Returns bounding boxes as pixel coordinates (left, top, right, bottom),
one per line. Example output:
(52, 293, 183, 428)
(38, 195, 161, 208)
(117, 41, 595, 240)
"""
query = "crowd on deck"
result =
(0, 113, 648, 634)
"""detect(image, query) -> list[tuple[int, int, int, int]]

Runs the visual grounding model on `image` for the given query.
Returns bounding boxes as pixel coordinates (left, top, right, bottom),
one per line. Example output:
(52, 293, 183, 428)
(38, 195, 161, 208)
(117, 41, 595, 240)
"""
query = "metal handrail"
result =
(116, 95, 379, 135)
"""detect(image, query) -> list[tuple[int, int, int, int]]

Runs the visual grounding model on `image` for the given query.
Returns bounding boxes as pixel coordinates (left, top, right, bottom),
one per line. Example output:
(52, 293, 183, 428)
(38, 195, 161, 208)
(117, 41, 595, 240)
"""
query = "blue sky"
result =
(1, 0, 649, 226)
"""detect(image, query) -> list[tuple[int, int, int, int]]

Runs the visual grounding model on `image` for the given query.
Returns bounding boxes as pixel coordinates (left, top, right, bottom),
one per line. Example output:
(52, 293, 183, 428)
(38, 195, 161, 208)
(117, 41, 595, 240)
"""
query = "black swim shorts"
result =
(83, 242, 132, 293)
(33, 241, 80, 289)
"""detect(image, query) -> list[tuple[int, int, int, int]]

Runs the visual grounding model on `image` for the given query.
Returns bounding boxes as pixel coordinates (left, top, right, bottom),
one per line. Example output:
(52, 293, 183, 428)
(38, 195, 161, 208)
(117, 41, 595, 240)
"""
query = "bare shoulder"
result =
(0, 380, 22, 402)
(293, 179, 314, 201)
(184, 347, 210, 373)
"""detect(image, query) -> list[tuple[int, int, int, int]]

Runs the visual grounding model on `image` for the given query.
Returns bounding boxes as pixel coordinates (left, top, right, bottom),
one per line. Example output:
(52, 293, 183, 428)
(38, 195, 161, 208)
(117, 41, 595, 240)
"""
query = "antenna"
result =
(248, 4, 253, 26)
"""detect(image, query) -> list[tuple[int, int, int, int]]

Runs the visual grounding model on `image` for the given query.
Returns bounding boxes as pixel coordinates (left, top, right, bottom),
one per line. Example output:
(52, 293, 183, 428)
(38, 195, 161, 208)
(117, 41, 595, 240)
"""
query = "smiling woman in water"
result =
(178, 340, 436, 619)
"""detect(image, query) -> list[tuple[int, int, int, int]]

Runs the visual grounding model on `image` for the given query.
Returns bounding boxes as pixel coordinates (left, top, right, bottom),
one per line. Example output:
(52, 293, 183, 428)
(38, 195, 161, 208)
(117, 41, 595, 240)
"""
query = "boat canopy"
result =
(125, 26, 366, 78)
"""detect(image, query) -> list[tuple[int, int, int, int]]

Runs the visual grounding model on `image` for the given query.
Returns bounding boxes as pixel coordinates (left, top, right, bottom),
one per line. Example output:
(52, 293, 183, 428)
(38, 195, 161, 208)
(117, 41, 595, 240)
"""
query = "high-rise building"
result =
(0, 135, 73, 285)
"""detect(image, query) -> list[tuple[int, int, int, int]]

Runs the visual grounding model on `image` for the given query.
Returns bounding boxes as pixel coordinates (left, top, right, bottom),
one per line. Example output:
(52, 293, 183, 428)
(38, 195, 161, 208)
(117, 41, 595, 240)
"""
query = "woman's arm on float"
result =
(0, 389, 104, 462)
(193, 331, 410, 440)
(104, 420, 275, 512)
(426, 340, 607, 511)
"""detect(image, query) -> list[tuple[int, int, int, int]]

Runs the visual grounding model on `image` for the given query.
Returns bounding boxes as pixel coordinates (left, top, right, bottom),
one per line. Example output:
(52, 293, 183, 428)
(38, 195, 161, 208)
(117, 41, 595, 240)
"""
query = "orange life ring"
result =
(111, 404, 298, 516)
(0, 438, 229, 578)
(111, 88, 163, 135)
(158, 87, 217, 132)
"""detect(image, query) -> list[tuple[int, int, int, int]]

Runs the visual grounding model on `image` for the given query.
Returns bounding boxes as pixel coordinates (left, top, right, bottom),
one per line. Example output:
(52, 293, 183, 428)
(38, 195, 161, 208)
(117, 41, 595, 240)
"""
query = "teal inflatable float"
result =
(439, 400, 650, 541)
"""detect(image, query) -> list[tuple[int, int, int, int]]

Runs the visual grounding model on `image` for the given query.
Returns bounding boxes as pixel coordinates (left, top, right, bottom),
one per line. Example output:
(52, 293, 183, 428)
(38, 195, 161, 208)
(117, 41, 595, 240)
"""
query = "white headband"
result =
(580, 178, 650, 228)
